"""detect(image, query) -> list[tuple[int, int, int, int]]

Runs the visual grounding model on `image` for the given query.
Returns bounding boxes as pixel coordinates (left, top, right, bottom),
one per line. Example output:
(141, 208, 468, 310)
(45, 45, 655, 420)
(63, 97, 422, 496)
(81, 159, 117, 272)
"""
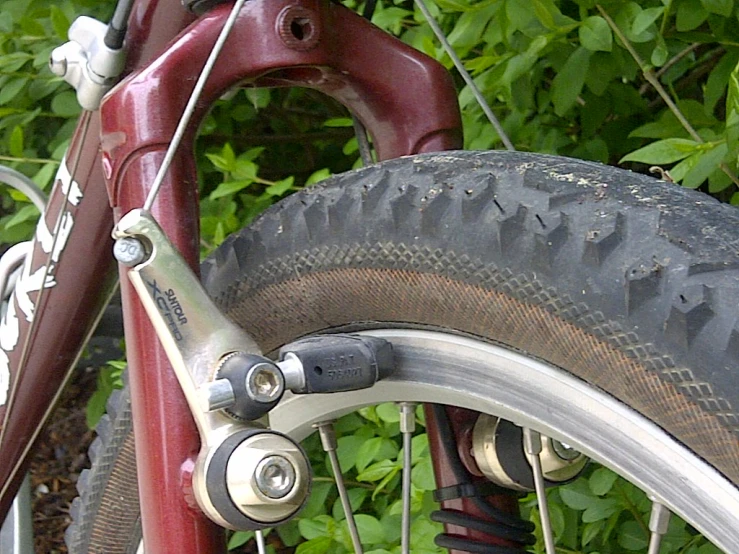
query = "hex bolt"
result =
(254, 455, 296, 499)
(245, 363, 284, 403)
(48, 49, 68, 77)
(113, 237, 147, 267)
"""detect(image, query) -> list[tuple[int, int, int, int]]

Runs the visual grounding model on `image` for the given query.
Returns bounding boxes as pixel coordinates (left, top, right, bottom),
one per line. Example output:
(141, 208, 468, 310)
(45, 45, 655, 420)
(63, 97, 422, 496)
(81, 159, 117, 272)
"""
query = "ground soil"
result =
(30, 366, 96, 553)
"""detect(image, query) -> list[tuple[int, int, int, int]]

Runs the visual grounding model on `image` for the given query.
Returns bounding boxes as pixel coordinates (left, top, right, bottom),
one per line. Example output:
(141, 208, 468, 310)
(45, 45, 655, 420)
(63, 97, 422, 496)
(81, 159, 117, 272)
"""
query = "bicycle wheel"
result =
(66, 150, 739, 552)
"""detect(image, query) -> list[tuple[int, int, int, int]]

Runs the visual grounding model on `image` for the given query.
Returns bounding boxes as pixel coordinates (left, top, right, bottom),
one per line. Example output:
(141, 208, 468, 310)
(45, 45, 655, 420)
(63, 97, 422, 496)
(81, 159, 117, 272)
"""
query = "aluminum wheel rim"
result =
(268, 329, 739, 552)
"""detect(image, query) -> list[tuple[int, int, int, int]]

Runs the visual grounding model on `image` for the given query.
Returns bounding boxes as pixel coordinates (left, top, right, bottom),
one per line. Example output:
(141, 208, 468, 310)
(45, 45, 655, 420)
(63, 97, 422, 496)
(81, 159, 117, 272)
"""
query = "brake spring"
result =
(429, 405, 535, 553)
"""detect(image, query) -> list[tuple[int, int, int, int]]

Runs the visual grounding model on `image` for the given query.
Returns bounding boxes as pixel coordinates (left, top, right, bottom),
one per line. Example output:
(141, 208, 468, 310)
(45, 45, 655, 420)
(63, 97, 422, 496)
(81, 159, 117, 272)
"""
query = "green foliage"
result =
(357, 0, 739, 196)
(0, 0, 113, 242)
(85, 359, 124, 428)
(520, 467, 719, 553)
(230, 405, 445, 554)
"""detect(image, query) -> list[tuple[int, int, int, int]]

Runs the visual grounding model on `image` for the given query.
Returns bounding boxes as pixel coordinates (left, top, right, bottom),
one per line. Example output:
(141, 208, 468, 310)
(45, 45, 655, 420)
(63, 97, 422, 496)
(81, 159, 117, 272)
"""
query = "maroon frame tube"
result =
(0, 0, 195, 524)
(101, 1, 461, 552)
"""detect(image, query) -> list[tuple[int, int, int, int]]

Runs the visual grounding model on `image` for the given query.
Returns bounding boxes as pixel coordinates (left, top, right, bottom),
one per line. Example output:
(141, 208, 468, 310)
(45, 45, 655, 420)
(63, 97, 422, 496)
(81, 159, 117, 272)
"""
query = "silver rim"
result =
(269, 329, 739, 552)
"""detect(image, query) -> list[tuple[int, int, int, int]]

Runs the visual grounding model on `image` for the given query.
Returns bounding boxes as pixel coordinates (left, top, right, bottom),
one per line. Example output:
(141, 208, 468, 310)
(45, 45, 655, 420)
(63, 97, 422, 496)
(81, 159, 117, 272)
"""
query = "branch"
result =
(597, 5, 739, 187)
(0, 155, 60, 165)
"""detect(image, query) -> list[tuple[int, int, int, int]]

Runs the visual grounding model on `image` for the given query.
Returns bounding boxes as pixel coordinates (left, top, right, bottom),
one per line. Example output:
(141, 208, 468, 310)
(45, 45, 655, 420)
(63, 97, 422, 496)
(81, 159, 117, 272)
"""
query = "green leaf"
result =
(700, 0, 733, 16)
(705, 51, 739, 115)
(506, 0, 535, 30)
(552, 47, 591, 116)
(301, 481, 333, 518)
(0, 77, 28, 105)
(676, 0, 708, 31)
(376, 402, 400, 423)
(209, 180, 252, 200)
(245, 88, 271, 109)
(0, 52, 33, 73)
(632, 7, 664, 35)
(358, 459, 400, 482)
(5, 204, 39, 229)
(532, 0, 556, 29)
(620, 138, 700, 164)
(618, 520, 649, 550)
(582, 497, 620, 522)
(344, 514, 384, 546)
(708, 167, 733, 193)
(306, 168, 331, 185)
(336, 435, 364, 472)
(324, 117, 354, 127)
(277, 520, 302, 547)
(589, 467, 619, 495)
(651, 40, 668, 67)
(265, 176, 294, 197)
(295, 536, 333, 554)
(50, 90, 81, 117)
(240, 147, 265, 162)
(28, 78, 60, 101)
(206, 143, 236, 172)
(559, 479, 595, 510)
(299, 515, 334, 540)
(582, 520, 605, 546)
(86, 367, 120, 429)
(410, 515, 444, 551)
(372, 6, 412, 34)
(616, 3, 656, 42)
(32, 163, 56, 189)
(49, 5, 71, 40)
(232, 159, 257, 180)
(9, 125, 23, 157)
(371, 466, 399, 500)
(356, 437, 383, 473)
(411, 456, 436, 491)
(579, 16, 612, 52)
(227, 531, 254, 549)
(332, 488, 369, 520)
(682, 142, 728, 189)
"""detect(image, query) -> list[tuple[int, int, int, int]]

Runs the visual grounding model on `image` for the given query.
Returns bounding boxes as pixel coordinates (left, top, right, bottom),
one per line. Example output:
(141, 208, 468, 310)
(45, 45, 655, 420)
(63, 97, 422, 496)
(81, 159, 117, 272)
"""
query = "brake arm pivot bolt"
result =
(113, 237, 148, 267)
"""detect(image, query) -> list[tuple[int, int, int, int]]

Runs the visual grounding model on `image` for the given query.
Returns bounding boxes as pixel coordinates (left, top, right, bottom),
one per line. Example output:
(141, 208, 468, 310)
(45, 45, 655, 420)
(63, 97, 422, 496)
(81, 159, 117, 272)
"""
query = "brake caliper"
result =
(112, 209, 395, 530)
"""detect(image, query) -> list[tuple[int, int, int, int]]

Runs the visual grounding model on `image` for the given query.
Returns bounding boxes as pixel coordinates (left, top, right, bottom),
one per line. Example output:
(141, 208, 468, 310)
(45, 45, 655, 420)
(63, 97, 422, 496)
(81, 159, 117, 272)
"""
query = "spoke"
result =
(255, 530, 267, 554)
(398, 402, 417, 554)
(316, 422, 364, 554)
(647, 500, 671, 554)
(523, 428, 556, 554)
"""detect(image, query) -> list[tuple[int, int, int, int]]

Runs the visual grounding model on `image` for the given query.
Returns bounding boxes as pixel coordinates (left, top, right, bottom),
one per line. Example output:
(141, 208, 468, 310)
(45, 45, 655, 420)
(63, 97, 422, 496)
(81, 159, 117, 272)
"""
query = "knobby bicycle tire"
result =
(66, 150, 739, 552)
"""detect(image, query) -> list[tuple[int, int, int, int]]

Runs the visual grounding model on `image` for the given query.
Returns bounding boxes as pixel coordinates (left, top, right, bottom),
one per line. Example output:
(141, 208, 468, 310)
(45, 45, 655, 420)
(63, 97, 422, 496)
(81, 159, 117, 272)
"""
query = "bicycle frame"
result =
(0, 0, 462, 551)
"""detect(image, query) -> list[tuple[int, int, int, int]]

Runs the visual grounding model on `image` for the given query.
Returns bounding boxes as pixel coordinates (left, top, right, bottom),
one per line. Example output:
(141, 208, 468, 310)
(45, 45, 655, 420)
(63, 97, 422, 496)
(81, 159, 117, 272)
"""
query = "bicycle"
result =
(0, 0, 739, 552)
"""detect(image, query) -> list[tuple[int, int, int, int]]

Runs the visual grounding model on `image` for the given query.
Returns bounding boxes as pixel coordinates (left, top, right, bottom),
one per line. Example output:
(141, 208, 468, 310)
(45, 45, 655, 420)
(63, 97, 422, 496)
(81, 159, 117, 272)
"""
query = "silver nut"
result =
(113, 237, 147, 266)
(49, 49, 68, 77)
(245, 363, 284, 403)
(255, 455, 296, 499)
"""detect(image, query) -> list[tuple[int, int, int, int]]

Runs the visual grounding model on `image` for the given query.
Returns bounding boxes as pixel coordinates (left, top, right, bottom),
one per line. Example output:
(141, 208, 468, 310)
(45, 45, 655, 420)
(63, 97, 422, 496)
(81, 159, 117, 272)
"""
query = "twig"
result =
(597, 5, 739, 186)
(638, 43, 700, 95)
(0, 155, 60, 165)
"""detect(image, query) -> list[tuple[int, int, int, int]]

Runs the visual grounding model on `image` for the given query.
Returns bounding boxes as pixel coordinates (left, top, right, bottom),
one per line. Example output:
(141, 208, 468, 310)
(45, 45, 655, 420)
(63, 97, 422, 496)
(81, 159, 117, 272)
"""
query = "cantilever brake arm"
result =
(112, 209, 262, 439)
